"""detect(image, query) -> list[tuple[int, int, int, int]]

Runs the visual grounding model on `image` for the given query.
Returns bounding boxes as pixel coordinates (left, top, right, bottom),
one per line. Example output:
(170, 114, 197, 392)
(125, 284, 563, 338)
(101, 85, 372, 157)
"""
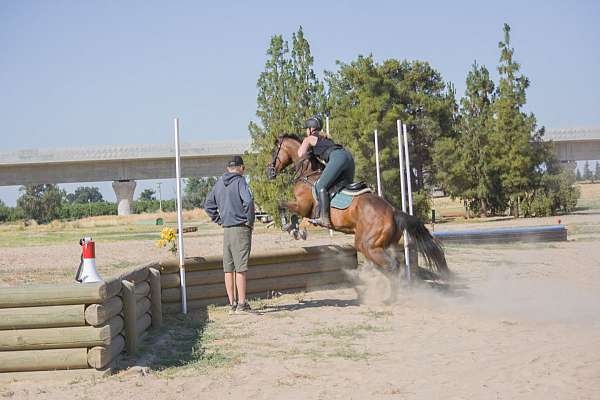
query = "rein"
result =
(292, 158, 321, 187)
(270, 136, 321, 187)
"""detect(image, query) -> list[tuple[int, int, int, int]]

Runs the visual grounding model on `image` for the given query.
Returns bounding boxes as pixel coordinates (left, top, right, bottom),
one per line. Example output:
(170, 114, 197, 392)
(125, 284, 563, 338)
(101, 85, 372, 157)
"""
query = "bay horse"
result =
(267, 134, 449, 278)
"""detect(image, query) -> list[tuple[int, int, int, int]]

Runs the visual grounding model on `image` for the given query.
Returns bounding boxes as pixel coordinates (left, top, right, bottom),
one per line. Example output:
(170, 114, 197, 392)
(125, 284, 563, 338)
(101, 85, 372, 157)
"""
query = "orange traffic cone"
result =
(75, 237, 103, 283)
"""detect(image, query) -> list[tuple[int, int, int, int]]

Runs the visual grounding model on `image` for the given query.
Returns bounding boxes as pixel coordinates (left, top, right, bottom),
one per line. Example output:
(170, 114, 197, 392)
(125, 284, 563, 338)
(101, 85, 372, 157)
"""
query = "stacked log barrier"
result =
(0, 246, 357, 379)
(0, 282, 123, 380)
(159, 245, 358, 313)
(0, 261, 163, 382)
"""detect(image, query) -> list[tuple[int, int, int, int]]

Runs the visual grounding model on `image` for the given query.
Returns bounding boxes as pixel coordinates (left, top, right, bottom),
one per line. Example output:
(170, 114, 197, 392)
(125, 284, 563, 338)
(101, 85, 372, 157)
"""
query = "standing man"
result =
(204, 156, 255, 314)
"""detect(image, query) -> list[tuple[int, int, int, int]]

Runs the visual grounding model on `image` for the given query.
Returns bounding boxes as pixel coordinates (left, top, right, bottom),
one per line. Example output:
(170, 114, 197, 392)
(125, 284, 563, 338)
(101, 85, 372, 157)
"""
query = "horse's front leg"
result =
(278, 201, 291, 231)
(279, 200, 303, 232)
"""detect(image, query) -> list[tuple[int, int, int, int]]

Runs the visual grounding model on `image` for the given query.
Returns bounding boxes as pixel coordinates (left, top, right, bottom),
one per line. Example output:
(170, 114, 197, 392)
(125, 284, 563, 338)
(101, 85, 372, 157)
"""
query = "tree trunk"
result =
(480, 198, 488, 217)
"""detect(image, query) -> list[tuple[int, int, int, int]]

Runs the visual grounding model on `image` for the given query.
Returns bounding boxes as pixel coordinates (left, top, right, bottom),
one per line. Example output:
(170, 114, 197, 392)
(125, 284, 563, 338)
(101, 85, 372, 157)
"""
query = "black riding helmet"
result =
(303, 116, 323, 131)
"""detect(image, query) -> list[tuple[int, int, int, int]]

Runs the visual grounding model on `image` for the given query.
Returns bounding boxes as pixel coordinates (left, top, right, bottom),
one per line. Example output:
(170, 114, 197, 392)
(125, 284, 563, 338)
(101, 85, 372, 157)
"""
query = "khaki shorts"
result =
(223, 225, 252, 273)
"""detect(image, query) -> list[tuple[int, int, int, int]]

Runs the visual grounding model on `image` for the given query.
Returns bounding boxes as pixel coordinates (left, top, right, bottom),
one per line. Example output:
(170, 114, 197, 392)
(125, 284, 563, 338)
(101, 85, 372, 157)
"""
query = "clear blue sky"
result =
(1, 0, 599, 205)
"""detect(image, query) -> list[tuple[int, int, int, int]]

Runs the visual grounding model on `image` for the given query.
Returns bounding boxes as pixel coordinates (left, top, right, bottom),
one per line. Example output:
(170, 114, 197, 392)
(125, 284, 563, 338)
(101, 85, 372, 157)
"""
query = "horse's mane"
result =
(277, 134, 302, 143)
(274, 134, 322, 174)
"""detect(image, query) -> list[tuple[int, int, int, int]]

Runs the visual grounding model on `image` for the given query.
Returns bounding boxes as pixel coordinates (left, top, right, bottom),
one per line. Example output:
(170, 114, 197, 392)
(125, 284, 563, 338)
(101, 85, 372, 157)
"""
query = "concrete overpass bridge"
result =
(1, 127, 597, 216)
(544, 127, 600, 162)
(0, 140, 250, 215)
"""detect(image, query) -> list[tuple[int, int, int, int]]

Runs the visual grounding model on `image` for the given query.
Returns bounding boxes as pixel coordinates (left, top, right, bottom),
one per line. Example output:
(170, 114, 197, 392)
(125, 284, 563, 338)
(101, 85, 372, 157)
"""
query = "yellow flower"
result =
(157, 227, 177, 254)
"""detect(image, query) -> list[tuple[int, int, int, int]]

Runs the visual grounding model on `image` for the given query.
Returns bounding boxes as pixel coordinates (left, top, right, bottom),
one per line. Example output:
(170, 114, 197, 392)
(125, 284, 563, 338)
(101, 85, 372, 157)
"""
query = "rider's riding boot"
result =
(316, 188, 331, 227)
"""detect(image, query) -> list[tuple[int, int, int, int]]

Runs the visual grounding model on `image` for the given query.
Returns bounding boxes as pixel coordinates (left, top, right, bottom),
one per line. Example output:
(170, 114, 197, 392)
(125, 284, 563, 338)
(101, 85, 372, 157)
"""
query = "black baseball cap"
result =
(227, 155, 244, 167)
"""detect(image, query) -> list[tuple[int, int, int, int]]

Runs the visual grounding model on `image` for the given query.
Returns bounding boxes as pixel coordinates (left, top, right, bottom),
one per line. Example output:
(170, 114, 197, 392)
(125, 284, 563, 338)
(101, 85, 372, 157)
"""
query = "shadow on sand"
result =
(114, 308, 211, 373)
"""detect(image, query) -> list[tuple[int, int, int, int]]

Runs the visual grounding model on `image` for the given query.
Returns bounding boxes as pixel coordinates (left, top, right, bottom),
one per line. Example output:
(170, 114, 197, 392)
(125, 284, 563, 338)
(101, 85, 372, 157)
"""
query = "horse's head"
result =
(266, 135, 302, 180)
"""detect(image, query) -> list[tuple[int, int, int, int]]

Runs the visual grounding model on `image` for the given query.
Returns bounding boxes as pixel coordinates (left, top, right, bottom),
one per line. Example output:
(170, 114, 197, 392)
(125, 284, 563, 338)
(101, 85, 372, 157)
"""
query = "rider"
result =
(297, 115, 355, 227)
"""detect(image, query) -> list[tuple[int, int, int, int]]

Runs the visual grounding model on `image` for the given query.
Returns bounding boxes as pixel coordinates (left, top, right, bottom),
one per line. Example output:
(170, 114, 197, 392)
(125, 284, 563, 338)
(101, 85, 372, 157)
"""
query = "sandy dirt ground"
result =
(1, 211, 600, 399)
(0, 210, 591, 287)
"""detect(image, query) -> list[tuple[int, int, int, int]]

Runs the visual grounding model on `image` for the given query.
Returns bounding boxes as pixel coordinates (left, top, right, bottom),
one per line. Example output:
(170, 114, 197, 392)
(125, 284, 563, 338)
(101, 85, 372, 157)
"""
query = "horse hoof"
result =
(292, 229, 300, 240)
(299, 229, 307, 240)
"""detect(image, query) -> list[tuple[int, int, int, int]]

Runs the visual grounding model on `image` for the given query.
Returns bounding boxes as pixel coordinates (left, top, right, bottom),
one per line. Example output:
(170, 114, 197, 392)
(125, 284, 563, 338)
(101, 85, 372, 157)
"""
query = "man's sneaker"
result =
(228, 302, 238, 315)
(235, 301, 252, 314)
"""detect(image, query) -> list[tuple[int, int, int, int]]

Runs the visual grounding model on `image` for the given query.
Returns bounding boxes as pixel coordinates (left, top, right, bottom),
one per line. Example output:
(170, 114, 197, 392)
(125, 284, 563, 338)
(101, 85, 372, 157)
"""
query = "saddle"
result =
(333, 181, 371, 196)
(312, 181, 372, 211)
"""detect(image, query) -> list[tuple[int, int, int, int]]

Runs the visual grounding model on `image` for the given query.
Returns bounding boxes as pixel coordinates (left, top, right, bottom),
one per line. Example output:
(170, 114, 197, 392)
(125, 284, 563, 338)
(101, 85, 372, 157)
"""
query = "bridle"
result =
(267, 136, 321, 187)
(267, 136, 284, 180)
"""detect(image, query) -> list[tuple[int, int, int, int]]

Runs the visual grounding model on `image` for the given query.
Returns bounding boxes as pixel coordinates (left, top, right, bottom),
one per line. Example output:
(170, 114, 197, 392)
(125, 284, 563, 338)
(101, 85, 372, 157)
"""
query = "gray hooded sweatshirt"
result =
(204, 172, 255, 228)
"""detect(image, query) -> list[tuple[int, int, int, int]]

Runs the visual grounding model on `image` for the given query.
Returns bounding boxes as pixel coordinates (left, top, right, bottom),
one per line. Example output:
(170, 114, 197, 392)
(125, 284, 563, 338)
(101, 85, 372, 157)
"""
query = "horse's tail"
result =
(394, 210, 449, 277)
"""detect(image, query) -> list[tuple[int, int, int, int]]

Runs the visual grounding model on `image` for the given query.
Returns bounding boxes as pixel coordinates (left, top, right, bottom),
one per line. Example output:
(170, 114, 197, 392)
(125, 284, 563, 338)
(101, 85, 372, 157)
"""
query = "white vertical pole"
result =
(403, 123, 413, 284)
(403, 124, 414, 215)
(174, 118, 187, 314)
(397, 121, 411, 282)
(397, 121, 407, 213)
(374, 129, 382, 196)
(326, 115, 333, 237)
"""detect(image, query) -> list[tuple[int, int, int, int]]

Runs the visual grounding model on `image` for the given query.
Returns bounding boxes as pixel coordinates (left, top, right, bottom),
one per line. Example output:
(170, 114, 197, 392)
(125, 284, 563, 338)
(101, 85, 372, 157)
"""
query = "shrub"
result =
(132, 200, 177, 214)
(59, 202, 117, 219)
(412, 190, 432, 222)
(522, 169, 580, 217)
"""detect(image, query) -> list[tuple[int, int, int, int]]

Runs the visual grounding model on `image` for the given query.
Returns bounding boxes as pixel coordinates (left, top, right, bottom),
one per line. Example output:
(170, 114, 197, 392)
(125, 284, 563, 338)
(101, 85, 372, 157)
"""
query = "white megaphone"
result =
(75, 237, 103, 283)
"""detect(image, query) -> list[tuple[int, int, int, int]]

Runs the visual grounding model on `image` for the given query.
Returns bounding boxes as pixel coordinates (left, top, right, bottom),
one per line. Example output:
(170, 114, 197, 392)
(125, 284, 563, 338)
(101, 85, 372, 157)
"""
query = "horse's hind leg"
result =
(359, 245, 401, 304)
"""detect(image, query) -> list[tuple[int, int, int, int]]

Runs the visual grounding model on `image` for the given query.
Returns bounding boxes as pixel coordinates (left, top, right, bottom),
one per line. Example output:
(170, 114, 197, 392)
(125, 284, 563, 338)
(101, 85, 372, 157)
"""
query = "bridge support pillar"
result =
(112, 180, 136, 216)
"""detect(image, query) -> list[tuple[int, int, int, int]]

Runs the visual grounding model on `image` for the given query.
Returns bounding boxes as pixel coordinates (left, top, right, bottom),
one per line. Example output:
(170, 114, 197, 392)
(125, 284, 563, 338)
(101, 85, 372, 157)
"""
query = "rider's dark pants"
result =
(315, 149, 355, 193)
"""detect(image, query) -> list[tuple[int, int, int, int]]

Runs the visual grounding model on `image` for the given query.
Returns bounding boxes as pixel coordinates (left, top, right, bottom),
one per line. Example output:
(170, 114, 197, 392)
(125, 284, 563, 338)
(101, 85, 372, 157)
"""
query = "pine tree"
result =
(576, 168, 582, 181)
(583, 160, 593, 181)
(492, 23, 541, 216)
(326, 56, 456, 219)
(434, 61, 499, 215)
(247, 28, 323, 221)
(594, 161, 600, 182)
(289, 26, 325, 130)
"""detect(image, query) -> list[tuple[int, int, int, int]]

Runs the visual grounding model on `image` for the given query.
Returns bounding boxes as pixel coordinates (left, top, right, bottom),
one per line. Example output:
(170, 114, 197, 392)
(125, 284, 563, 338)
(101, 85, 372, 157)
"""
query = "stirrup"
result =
(309, 218, 331, 229)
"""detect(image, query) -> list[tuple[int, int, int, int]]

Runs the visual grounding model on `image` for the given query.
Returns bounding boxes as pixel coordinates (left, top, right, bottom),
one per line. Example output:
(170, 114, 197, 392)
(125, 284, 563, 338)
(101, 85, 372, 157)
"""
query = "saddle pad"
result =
(331, 191, 354, 209)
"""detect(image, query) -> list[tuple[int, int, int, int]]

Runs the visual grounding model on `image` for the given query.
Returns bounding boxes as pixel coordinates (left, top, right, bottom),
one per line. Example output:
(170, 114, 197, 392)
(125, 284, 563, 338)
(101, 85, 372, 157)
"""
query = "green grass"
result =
(0, 225, 162, 247)
(0, 219, 277, 248)
(359, 310, 393, 319)
(272, 344, 378, 362)
(307, 323, 388, 339)
(329, 347, 378, 361)
(134, 313, 241, 377)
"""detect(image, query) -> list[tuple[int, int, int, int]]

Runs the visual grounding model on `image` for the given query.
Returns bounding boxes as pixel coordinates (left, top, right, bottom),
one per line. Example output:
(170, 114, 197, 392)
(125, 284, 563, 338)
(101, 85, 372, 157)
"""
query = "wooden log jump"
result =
(0, 304, 85, 330)
(0, 282, 114, 308)
(135, 297, 151, 319)
(0, 348, 89, 372)
(159, 245, 356, 273)
(87, 335, 125, 369)
(160, 256, 356, 289)
(0, 315, 123, 351)
(160, 245, 357, 312)
(149, 268, 162, 329)
(121, 280, 137, 355)
(134, 281, 150, 298)
(162, 270, 348, 304)
(84, 296, 123, 326)
(0, 261, 160, 379)
(433, 224, 568, 245)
